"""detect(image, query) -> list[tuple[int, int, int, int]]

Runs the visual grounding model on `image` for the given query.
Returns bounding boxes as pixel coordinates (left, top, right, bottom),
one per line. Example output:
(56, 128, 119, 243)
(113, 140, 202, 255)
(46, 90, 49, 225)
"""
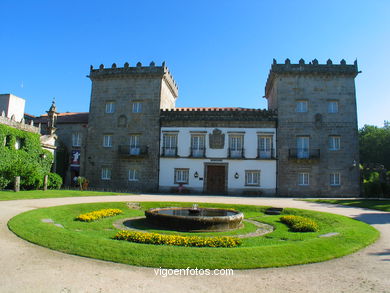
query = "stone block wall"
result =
(265, 59, 360, 197)
(85, 62, 178, 192)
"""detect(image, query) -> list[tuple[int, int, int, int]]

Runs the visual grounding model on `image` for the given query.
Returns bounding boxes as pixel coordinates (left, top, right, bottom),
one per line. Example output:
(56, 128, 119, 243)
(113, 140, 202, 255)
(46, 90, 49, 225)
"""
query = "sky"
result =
(0, 0, 389, 127)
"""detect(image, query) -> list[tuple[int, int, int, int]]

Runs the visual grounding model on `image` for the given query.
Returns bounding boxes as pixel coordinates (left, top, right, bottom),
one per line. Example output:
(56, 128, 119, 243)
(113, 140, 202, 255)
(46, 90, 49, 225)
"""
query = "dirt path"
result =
(0, 195, 389, 293)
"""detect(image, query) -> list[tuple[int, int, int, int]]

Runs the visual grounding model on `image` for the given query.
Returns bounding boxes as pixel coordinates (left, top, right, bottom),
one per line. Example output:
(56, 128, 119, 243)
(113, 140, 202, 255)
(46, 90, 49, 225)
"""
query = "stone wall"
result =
(85, 62, 178, 192)
(265, 59, 360, 197)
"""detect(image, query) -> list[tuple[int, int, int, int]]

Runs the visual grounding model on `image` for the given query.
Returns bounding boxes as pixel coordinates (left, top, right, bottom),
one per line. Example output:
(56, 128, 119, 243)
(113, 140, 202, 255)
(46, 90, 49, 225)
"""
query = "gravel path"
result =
(0, 195, 389, 293)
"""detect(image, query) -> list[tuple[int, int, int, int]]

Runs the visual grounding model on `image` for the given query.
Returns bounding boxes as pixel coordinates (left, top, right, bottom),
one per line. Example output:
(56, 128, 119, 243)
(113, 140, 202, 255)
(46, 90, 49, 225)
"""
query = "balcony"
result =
(162, 147, 177, 157)
(228, 148, 244, 159)
(257, 148, 276, 159)
(288, 148, 320, 160)
(118, 145, 148, 157)
(190, 147, 205, 158)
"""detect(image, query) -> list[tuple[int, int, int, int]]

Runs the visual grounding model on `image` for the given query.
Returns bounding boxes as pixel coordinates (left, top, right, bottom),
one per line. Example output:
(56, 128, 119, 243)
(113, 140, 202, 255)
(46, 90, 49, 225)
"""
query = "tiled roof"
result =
(34, 112, 89, 124)
(164, 107, 264, 112)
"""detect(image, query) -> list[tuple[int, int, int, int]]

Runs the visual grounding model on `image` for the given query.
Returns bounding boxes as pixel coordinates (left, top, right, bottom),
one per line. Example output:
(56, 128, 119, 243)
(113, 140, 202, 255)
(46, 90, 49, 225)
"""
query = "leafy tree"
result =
(359, 123, 390, 169)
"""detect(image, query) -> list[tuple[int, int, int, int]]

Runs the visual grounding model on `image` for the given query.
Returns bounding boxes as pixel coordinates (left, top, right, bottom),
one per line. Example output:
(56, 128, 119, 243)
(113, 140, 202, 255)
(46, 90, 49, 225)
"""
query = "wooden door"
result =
(206, 165, 226, 194)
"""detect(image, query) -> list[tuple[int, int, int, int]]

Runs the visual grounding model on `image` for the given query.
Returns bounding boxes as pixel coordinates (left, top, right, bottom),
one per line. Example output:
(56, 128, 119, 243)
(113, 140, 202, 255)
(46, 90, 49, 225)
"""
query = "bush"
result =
(47, 173, 63, 189)
(114, 230, 242, 248)
(75, 209, 123, 222)
(280, 215, 319, 232)
(0, 124, 53, 190)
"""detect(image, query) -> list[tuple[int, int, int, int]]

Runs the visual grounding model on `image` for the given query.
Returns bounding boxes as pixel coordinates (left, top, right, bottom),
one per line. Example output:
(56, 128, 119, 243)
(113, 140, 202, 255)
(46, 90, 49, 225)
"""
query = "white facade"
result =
(159, 127, 277, 195)
(0, 94, 26, 122)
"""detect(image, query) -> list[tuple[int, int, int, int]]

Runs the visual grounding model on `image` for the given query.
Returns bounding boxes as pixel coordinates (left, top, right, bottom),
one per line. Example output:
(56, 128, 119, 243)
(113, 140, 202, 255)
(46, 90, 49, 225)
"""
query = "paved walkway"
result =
(0, 195, 389, 293)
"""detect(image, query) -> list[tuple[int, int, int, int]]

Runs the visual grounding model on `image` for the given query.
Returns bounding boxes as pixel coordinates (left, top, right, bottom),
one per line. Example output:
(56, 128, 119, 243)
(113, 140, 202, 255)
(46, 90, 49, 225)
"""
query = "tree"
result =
(359, 122, 390, 169)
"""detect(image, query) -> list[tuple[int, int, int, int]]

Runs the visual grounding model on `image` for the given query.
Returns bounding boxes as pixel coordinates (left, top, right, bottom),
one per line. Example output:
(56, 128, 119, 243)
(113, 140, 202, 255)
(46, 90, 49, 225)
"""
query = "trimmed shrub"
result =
(75, 209, 123, 222)
(47, 173, 63, 189)
(280, 215, 319, 232)
(114, 230, 242, 248)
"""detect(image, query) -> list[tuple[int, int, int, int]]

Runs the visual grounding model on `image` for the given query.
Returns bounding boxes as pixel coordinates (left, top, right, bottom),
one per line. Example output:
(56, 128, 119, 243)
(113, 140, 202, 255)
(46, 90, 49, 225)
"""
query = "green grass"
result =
(303, 199, 390, 212)
(8, 201, 379, 269)
(0, 190, 133, 201)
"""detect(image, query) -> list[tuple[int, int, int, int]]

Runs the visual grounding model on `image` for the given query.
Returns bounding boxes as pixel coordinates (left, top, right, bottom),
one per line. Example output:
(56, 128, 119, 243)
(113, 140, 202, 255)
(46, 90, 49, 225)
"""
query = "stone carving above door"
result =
(209, 129, 225, 149)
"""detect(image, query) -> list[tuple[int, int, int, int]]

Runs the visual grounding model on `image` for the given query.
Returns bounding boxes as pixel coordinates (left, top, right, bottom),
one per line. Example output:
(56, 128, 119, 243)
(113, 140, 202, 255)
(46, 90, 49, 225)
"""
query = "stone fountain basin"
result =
(145, 207, 244, 232)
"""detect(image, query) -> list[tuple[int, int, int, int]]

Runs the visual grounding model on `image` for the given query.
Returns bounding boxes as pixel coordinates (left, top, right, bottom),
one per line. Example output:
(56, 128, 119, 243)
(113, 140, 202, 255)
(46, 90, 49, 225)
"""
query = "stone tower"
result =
(265, 58, 360, 197)
(85, 61, 178, 191)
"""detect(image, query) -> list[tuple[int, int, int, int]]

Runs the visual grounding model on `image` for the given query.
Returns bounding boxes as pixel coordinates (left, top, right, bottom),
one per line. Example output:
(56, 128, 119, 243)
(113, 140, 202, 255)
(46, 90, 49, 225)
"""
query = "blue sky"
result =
(1, 0, 389, 127)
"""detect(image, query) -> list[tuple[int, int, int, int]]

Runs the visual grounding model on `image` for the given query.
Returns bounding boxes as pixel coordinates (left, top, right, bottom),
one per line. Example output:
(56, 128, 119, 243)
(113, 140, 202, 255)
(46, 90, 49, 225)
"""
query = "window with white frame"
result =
(296, 100, 308, 113)
(163, 133, 177, 156)
(191, 134, 205, 157)
(132, 102, 142, 113)
(258, 136, 272, 158)
(129, 135, 140, 155)
(330, 173, 341, 186)
(297, 136, 310, 158)
(298, 172, 309, 186)
(72, 132, 82, 147)
(229, 135, 243, 158)
(103, 135, 112, 147)
(329, 136, 341, 150)
(245, 170, 260, 186)
(328, 100, 339, 113)
(128, 169, 138, 181)
(174, 168, 189, 184)
(101, 168, 111, 180)
(105, 102, 115, 113)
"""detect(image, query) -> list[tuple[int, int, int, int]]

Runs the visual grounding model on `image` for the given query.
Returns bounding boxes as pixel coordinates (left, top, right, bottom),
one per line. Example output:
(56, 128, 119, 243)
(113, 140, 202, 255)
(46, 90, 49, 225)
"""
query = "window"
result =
(128, 169, 138, 181)
(163, 134, 177, 156)
(129, 135, 140, 155)
(329, 136, 340, 150)
(14, 138, 22, 150)
(258, 136, 272, 158)
(72, 132, 82, 147)
(296, 100, 308, 113)
(298, 172, 309, 186)
(245, 170, 260, 186)
(191, 135, 205, 157)
(101, 168, 111, 180)
(174, 168, 189, 184)
(103, 135, 112, 147)
(105, 102, 115, 113)
(297, 136, 309, 158)
(229, 135, 243, 158)
(132, 102, 142, 113)
(328, 100, 339, 113)
(330, 173, 341, 186)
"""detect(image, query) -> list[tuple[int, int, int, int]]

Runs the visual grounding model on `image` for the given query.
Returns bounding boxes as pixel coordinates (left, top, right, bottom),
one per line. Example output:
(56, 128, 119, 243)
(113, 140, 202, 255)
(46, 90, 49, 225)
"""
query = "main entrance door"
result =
(205, 165, 226, 194)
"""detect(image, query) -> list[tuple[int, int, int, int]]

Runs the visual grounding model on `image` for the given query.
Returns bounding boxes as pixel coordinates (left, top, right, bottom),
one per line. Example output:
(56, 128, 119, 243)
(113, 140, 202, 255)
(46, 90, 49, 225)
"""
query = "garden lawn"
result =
(8, 201, 379, 269)
(303, 199, 390, 212)
(0, 190, 133, 201)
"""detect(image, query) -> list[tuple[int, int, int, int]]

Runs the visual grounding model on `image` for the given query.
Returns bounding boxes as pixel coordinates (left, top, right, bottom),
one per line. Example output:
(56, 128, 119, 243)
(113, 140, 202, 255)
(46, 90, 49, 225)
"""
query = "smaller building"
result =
(159, 108, 277, 195)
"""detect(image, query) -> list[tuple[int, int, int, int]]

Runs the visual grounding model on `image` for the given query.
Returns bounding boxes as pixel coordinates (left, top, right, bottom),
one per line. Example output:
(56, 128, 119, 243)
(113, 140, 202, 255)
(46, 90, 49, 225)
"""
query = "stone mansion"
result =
(33, 59, 360, 197)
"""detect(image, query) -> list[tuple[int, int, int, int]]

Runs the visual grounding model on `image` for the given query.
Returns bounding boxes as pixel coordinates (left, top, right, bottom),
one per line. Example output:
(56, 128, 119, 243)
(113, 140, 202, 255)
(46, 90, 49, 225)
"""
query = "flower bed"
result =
(75, 208, 123, 222)
(280, 215, 319, 232)
(114, 230, 241, 248)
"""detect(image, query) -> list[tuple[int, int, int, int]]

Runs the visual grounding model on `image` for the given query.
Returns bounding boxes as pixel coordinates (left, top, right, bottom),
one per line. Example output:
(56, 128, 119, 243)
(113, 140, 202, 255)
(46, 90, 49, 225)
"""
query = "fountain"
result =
(145, 204, 244, 232)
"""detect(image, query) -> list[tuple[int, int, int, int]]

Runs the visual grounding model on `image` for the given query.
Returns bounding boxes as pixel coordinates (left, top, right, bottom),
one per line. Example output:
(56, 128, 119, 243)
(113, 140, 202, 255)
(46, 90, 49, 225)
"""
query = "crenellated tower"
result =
(85, 61, 179, 191)
(264, 58, 360, 196)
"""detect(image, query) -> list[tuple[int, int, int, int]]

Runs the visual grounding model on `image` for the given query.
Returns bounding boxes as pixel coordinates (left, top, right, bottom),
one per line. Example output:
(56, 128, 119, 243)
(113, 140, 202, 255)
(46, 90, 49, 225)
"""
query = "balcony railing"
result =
(190, 147, 205, 158)
(228, 148, 244, 158)
(118, 145, 148, 157)
(257, 148, 275, 159)
(288, 148, 320, 159)
(162, 146, 177, 157)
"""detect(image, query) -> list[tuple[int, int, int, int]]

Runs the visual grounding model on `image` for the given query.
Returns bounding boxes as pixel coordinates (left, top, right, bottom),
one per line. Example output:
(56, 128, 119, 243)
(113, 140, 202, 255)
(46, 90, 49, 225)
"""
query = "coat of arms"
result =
(209, 129, 225, 149)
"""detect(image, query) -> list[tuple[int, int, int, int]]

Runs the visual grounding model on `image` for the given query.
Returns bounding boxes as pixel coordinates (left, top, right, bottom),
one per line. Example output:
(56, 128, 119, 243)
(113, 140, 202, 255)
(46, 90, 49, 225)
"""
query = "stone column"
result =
(14, 176, 20, 192)
(43, 175, 48, 191)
